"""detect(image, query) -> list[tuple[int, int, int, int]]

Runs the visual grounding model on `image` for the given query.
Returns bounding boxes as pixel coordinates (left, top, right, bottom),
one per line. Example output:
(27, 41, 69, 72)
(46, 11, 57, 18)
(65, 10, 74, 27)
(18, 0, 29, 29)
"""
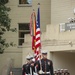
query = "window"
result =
(18, 23, 30, 46)
(19, 0, 32, 4)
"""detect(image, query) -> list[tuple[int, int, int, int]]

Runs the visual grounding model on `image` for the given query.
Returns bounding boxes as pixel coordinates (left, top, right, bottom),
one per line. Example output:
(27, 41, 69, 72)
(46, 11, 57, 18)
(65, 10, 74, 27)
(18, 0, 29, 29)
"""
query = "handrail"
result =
(1, 58, 14, 75)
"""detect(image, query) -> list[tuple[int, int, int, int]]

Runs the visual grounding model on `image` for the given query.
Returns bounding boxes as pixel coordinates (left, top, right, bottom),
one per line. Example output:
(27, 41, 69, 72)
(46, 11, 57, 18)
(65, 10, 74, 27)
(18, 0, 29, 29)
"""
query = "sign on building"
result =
(60, 22, 75, 32)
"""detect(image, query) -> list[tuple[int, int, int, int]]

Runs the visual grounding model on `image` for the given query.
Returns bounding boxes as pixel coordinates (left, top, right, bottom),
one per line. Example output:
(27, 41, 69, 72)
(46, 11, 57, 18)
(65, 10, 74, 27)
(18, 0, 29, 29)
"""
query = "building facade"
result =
(0, 0, 75, 75)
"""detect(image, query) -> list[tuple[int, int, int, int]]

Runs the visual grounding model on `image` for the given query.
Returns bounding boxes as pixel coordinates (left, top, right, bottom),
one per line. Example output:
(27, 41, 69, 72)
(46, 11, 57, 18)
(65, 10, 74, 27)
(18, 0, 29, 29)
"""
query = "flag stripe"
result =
(36, 33, 40, 39)
(36, 28, 40, 32)
(35, 40, 41, 45)
(36, 37, 40, 42)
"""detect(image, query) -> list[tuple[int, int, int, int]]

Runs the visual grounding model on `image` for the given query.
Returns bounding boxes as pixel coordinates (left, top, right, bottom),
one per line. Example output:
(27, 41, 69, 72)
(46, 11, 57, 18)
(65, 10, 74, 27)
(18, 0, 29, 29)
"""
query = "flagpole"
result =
(37, 3, 43, 74)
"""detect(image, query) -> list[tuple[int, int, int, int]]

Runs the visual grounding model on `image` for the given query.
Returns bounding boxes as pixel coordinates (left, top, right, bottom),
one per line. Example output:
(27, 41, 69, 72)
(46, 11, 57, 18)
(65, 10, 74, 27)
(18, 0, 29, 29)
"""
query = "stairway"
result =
(12, 68, 22, 75)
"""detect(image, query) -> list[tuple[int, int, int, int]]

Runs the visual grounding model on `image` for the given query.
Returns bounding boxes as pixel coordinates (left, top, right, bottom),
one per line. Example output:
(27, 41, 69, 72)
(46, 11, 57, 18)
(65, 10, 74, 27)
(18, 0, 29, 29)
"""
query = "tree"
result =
(0, 0, 16, 53)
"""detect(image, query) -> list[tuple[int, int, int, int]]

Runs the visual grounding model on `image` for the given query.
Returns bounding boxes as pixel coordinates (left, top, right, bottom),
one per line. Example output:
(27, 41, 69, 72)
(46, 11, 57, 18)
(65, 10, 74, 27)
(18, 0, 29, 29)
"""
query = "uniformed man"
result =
(57, 69, 61, 75)
(64, 69, 70, 75)
(35, 50, 54, 75)
(54, 69, 57, 75)
(22, 55, 31, 75)
(29, 55, 35, 75)
(60, 69, 64, 75)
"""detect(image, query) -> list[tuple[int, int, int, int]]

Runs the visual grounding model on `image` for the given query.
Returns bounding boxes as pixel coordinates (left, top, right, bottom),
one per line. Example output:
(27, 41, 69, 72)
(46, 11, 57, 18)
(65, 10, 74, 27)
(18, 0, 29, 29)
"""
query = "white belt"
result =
(39, 72, 50, 74)
(34, 72, 38, 75)
(26, 74, 30, 75)
(43, 72, 50, 74)
(26, 73, 38, 75)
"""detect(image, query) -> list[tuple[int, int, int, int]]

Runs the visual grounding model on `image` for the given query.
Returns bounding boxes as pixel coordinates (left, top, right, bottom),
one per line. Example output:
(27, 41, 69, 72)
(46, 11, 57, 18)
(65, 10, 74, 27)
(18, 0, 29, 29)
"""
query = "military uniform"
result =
(60, 69, 64, 75)
(64, 72, 70, 75)
(22, 55, 31, 75)
(64, 69, 70, 75)
(22, 63, 30, 75)
(29, 55, 36, 75)
(35, 50, 54, 75)
(57, 69, 61, 75)
(54, 70, 58, 75)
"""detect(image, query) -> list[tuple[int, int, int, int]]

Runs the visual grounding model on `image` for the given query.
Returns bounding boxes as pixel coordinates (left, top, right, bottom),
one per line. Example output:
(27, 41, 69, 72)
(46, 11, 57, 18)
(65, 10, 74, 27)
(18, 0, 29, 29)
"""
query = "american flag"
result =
(35, 7, 41, 60)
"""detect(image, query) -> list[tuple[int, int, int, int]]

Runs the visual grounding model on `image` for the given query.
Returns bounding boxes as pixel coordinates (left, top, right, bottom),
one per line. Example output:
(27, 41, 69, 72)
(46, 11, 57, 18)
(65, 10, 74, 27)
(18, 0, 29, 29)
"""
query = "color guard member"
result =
(35, 50, 54, 75)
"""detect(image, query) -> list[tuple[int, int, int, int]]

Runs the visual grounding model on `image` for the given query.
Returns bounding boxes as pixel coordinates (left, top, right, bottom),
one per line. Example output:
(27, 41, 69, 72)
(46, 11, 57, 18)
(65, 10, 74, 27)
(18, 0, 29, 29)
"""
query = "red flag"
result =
(30, 12, 36, 36)
(30, 11, 36, 51)
(32, 36, 35, 50)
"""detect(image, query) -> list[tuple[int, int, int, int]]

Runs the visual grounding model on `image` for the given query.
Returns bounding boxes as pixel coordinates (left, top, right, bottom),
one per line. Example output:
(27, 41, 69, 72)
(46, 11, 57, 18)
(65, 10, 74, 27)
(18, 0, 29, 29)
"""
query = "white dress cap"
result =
(26, 55, 31, 60)
(30, 55, 34, 59)
(61, 69, 63, 70)
(41, 50, 47, 54)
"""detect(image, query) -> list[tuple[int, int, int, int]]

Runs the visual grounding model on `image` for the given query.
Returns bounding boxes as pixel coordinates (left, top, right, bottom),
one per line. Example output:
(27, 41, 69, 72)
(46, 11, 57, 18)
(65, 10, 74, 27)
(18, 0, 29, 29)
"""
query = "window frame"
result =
(18, 23, 30, 47)
(18, 0, 32, 7)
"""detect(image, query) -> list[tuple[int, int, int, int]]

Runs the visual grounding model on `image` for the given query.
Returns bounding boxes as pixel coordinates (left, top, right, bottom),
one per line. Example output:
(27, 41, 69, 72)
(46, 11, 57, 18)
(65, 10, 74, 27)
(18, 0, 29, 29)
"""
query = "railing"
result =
(1, 58, 14, 75)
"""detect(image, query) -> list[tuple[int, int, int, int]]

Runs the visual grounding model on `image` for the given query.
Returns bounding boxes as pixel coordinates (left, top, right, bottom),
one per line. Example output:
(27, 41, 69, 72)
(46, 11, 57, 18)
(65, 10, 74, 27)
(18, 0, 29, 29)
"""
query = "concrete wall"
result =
(51, 0, 75, 24)
(0, 50, 22, 75)
(25, 24, 75, 42)
(52, 52, 75, 75)
(6, 0, 51, 32)
(22, 47, 34, 65)
(46, 24, 75, 40)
